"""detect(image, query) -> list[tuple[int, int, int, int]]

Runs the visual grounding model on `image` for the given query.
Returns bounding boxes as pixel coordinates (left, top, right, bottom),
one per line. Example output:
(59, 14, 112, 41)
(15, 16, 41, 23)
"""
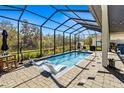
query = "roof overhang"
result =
(73, 18, 101, 32)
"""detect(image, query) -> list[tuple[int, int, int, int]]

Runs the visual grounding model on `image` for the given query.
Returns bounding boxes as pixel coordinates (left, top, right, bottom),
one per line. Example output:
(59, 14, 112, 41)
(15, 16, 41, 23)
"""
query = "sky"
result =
(0, 5, 100, 35)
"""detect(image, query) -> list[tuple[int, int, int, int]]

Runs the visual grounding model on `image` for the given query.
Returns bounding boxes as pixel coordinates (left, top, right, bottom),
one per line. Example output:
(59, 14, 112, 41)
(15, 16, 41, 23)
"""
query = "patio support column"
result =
(54, 30, 56, 54)
(94, 31, 97, 48)
(70, 34, 71, 51)
(102, 5, 109, 67)
(63, 32, 65, 53)
(17, 6, 27, 63)
(74, 35, 77, 50)
(17, 21, 20, 62)
(96, 32, 97, 47)
(78, 35, 80, 45)
(40, 27, 42, 57)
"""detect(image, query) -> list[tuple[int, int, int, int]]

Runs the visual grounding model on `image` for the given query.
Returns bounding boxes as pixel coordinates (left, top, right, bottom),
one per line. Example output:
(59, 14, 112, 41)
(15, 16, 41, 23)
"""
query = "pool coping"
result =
(33, 50, 92, 62)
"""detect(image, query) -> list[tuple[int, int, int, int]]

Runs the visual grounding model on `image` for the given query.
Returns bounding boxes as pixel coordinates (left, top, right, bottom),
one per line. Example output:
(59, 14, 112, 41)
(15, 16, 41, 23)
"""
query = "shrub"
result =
(23, 53, 30, 60)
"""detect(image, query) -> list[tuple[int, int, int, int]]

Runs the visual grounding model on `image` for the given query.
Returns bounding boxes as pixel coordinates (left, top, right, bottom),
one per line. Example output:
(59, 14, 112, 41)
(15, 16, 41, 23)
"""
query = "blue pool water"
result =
(47, 51, 92, 67)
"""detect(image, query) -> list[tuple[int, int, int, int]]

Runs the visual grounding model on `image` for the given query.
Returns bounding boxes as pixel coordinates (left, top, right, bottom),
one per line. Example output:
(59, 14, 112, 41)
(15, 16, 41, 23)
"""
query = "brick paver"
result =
(0, 52, 124, 88)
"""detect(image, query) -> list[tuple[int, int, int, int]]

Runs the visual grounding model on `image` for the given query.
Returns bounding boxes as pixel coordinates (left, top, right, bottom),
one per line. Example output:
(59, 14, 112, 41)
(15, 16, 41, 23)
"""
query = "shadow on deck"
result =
(105, 66, 124, 83)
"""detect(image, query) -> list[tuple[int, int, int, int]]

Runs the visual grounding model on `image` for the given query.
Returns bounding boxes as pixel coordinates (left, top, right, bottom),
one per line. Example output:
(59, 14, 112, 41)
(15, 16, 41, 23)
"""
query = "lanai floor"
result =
(0, 52, 124, 88)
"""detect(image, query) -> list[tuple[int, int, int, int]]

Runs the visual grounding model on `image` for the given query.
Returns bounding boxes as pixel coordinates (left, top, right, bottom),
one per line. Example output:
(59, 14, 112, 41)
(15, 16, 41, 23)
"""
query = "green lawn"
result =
(1, 45, 102, 62)
(3, 47, 71, 61)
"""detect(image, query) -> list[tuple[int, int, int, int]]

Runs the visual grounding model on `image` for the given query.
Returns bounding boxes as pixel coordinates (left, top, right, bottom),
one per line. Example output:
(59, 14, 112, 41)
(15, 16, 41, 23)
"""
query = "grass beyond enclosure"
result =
(4, 46, 74, 61)
(6, 45, 101, 61)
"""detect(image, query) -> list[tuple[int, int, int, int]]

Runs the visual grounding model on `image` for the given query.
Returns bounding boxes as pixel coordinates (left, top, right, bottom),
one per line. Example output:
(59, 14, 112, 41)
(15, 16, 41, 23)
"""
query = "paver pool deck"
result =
(0, 52, 124, 88)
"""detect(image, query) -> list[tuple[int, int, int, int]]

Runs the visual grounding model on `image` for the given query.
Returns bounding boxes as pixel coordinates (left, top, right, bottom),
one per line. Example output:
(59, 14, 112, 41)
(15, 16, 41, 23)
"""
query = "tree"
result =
(84, 36, 92, 46)
(20, 20, 41, 50)
(0, 20, 15, 31)
(30, 25, 40, 49)
(20, 19, 32, 46)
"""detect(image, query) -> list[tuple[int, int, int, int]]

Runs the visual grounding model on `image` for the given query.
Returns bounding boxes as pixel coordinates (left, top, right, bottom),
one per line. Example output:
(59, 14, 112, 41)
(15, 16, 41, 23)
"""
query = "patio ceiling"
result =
(108, 5, 124, 32)
(0, 5, 101, 35)
(89, 5, 124, 33)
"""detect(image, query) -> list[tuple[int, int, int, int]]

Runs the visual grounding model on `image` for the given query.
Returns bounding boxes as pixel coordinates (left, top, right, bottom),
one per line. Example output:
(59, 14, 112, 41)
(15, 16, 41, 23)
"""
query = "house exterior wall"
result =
(110, 32, 124, 44)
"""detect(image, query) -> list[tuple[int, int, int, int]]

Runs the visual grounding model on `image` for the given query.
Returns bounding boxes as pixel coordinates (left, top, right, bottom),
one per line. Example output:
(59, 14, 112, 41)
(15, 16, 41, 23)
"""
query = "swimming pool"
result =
(47, 51, 92, 68)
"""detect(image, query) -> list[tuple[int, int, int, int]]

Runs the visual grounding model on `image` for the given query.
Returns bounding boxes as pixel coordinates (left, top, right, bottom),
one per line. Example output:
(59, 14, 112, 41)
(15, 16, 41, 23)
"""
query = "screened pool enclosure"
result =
(0, 5, 101, 61)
